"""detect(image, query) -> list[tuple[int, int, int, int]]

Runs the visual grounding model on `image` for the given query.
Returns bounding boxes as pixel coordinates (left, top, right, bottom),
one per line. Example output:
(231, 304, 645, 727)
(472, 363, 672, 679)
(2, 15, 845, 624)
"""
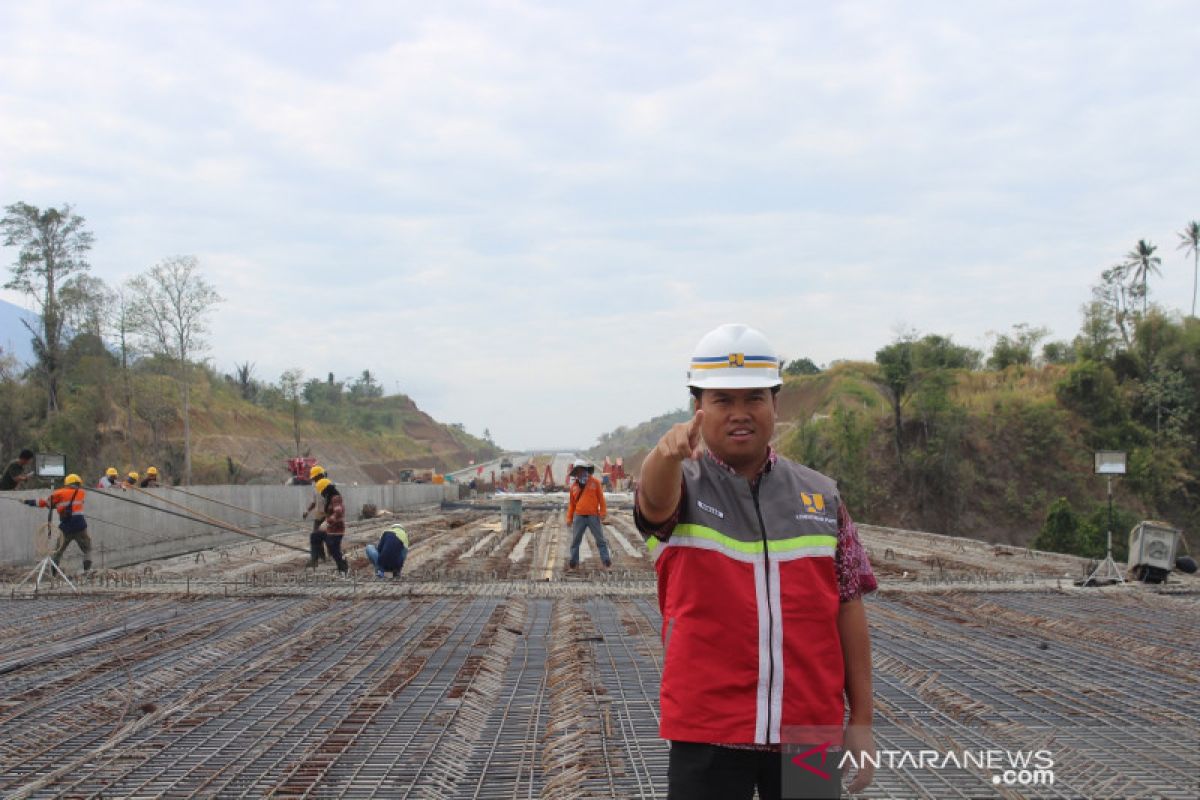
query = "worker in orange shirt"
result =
(24, 473, 93, 572)
(566, 459, 611, 570)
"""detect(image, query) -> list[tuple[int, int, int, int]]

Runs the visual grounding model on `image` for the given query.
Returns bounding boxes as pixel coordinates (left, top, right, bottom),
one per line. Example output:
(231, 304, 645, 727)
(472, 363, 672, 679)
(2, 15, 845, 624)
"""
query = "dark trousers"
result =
(325, 533, 347, 573)
(310, 519, 327, 559)
(309, 531, 327, 563)
(668, 741, 842, 800)
(52, 528, 92, 571)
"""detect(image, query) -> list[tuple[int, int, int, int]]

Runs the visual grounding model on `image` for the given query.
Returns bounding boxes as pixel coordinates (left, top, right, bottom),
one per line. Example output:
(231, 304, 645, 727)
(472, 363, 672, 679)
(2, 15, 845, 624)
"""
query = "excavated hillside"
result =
(91, 369, 500, 485)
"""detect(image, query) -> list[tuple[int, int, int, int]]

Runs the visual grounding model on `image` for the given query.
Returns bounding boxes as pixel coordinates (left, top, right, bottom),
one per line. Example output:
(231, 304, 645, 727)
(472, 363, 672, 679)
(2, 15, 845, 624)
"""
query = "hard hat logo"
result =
(687, 324, 783, 390)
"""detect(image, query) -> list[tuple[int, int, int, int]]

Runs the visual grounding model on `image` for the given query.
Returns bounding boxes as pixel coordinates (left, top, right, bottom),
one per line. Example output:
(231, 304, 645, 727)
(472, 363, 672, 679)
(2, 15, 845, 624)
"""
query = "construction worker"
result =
(96, 467, 120, 489)
(0, 448, 34, 490)
(366, 524, 409, 579)
(635, 323, 878, 799)
(24, 473, 92, 572)
(139, 466, 160, 488)
(123, 471, 139, 490)
(314, 477, 348, 574)
(303, 465, 329, 565)
(566, 459, 611, 570)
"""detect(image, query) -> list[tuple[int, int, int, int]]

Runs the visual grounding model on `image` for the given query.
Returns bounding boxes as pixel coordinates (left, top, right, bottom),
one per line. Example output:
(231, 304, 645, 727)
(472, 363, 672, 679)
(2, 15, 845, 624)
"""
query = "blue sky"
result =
(1, 1, 1197, 449)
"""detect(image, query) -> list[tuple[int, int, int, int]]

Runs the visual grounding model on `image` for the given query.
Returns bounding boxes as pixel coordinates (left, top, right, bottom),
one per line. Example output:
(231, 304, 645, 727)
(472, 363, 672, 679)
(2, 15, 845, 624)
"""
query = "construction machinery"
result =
(1127, 520, 1184, 583)
(284, 457, 317, 484)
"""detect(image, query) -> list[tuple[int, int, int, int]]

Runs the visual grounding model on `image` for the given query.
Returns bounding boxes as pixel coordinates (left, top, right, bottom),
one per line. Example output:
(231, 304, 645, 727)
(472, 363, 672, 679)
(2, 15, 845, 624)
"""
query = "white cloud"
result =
(0, 0, 1197, 448)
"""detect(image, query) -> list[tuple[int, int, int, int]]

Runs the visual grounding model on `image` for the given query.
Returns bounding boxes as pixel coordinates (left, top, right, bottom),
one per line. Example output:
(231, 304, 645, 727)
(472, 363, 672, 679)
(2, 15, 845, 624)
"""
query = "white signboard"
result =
(1094, 451, 1126, 475)
(35, 452, 66, 478)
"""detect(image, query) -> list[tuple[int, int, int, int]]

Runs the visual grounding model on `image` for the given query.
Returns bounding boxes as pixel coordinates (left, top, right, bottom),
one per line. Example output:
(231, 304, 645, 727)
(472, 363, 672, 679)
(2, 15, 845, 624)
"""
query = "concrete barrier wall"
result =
(0, 483, 458, 570)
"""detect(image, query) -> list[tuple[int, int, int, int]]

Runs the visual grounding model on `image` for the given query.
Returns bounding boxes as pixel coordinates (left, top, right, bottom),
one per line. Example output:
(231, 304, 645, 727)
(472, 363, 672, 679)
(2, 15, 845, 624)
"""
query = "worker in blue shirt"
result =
(366, 524, 409, 579)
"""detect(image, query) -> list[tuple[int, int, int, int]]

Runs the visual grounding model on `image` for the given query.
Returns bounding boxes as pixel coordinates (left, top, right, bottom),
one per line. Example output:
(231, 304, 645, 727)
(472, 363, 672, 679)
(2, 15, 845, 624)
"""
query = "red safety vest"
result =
(650, 455, 843, 745)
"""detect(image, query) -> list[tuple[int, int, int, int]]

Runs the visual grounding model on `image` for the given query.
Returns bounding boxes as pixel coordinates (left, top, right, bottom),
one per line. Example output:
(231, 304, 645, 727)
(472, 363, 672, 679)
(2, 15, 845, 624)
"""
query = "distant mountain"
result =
(0, 298, 37, 365)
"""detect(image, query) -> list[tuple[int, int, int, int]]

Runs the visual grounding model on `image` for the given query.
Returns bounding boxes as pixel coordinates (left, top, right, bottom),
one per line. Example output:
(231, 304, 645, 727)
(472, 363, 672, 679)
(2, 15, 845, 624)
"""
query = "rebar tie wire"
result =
(93, 487, 309, 554)
(165, 484, 302, 527)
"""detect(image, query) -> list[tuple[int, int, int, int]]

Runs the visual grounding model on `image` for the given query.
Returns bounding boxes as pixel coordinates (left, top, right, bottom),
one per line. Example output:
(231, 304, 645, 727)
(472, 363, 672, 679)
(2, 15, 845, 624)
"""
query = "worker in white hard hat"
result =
(566, 459, 611, 570)
(634, 323, 877, 799)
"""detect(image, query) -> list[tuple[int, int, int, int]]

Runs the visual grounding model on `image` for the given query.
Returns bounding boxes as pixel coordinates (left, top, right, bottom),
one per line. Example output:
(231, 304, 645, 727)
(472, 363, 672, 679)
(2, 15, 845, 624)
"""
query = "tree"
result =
(1096, 264, 1135, 347)
(280, 368, 304, 455)
(1123, 239, 1161, 314)
(129, 256, 222, 485)
(111, 288, 139, 466)
(987, 324, 1049, 370)
(349, 369, 383, 399)
(1, 202, 96, 414)
(1178, 221, 1199, 318)
(1033, 497, 1080, 555)
(1074, 299, 1119, 362)
(783, 357, 821, 376)
(230, 361, 258, 402)
(873, 339, 915, 465)
(913, 334, 981, 370)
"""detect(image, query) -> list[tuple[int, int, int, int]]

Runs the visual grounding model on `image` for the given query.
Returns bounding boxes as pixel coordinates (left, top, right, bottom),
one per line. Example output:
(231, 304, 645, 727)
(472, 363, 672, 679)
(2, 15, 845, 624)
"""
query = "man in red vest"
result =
(636, 323, 877, 799)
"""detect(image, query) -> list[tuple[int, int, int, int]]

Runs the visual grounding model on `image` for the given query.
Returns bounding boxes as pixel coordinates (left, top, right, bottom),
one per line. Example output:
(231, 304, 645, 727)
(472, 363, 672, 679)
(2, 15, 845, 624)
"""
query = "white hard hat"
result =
(687, 323, 782, 389)
(571, 458, 591, 469)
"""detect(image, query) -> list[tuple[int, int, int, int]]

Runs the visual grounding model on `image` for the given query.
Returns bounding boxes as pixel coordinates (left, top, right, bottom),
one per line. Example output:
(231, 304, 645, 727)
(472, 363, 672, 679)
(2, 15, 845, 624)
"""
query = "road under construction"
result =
(0, 484, 1197, 798)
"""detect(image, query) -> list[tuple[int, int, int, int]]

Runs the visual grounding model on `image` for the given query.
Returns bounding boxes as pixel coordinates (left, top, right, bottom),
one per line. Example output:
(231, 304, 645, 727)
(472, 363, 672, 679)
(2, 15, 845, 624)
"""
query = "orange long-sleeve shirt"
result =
(567, 476, 606, 522)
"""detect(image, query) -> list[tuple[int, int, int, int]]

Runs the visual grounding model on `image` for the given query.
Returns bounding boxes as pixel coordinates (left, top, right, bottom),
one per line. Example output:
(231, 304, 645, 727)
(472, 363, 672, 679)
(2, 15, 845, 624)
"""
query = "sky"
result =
(1, 1, 1197, 450)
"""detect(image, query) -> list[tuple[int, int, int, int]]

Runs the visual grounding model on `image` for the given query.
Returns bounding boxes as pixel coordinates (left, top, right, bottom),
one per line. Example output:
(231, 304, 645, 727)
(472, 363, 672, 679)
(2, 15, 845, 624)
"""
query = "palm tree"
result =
(1123, 239, 1162, 314)
(1178, 221, 1200, 318)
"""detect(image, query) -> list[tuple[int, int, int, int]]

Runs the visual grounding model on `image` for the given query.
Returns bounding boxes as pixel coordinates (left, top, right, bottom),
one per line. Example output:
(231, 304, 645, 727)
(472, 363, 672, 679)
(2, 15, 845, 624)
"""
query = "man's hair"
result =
(18, 448, 33, 460)
(689, 386, 781, 402)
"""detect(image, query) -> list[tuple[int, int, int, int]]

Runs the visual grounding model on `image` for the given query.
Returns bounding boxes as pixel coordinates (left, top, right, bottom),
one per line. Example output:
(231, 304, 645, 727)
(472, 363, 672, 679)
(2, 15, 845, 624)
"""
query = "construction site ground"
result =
(1, 496, 1197, 798)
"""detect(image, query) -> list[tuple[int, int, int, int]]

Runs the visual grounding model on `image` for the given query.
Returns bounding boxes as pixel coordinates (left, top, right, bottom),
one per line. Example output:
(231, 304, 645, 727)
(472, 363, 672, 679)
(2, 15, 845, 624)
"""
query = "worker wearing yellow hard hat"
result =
(23, 473, 93, 572)
(139, 466, 160, 488)
(96, 466, 120, 489)
(312, 477, 348, 574)
(303, 465, 331, 567)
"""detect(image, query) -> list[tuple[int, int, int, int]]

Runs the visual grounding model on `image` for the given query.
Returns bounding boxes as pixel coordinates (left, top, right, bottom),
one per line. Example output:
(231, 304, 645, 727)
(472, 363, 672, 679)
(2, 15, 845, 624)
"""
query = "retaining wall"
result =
(0, 483, 458, 570)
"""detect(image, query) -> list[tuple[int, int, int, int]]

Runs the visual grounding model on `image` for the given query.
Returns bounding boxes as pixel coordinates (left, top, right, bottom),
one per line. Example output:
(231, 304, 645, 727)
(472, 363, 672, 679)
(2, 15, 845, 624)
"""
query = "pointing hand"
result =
(655, 409, 704, 463)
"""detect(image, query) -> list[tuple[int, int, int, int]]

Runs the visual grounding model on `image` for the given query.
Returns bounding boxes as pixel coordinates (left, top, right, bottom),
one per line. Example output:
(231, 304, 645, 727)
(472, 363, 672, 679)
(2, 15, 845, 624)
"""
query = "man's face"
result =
(697, 387, 777, 468)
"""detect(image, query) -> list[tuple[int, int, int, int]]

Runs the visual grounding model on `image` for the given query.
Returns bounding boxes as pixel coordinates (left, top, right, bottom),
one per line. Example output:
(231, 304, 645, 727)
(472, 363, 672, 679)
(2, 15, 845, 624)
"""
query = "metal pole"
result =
(1107, 476, 1114, 558)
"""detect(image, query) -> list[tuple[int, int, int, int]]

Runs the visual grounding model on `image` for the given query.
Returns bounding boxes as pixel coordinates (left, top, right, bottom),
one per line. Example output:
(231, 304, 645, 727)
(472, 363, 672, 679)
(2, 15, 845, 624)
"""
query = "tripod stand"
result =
(18, 552, 79, 593)
(1083, 475, 1125, 587)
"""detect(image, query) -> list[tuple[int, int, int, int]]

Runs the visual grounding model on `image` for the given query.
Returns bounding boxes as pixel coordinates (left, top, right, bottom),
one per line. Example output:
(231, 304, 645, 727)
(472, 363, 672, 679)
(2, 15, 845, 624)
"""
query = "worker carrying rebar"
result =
(139, 466, 160, 488)
(0, 448, 34, 491)
(366, 524, 409, 579)
(302, 464, 330, 565)
(96, 467, 119, 489)
(312, 477, 348, 574)
(566, 459, 611, 570)
(24, 473, 93, 572)
(634, 323, 878, 800)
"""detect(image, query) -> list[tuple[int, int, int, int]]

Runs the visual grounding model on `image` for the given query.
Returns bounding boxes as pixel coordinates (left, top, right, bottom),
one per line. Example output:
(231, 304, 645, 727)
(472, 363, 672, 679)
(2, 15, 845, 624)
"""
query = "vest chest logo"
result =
(796, 492, 836, 525)
(697, 500, 725, 519)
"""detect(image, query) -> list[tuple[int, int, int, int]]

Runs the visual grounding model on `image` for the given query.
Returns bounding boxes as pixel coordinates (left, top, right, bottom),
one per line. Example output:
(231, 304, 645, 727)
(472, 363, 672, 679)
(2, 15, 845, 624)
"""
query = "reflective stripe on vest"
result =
(646, 523, 835, 562)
